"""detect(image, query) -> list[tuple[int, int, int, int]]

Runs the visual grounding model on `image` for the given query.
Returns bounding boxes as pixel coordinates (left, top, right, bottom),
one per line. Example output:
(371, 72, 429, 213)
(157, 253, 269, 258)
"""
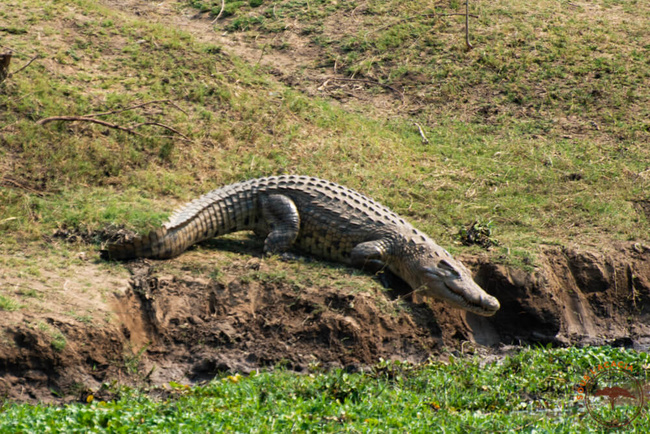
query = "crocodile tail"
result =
(100, 227, 172, 260)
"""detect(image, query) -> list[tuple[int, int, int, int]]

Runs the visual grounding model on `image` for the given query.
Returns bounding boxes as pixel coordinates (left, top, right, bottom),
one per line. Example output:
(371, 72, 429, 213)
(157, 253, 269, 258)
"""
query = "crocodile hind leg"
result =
(259, 194, 301, 255)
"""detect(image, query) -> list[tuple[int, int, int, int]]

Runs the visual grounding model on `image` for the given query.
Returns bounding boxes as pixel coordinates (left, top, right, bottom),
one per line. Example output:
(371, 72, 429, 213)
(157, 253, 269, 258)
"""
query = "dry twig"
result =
(132, 122, 191, 141)
(36, 116, 144, 136)
(87, 99, 184, 118)
(165, 100, 189, 117)
(1, 177, 44, 196)
(414, 122, 429, 144)
(0, 217, 18, 224)
(36, 100, 191, 141)
(10, 55, 39, 77)
(36, 116, 192, 141)
(465, 0, 474, 50)
(211, 0, 226, 24)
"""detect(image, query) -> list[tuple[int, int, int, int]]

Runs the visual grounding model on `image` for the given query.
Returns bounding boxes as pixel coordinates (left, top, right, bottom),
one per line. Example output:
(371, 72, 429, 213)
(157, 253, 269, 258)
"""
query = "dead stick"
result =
(87, 99, 187, 118)
(465, 0, 473, 50)
(9, 55, 39, 77)
(36, 116, 144, 136)
(36, 116, 190, 141)
(443, 13, 478, 18)
(165, 100, 189, 117)
(211, 0, 226, 24)
(132, 122, 191, 141)
(1, 178, 44, 196)
(414, 122, 429, 144)
(0, 217, 18, 224)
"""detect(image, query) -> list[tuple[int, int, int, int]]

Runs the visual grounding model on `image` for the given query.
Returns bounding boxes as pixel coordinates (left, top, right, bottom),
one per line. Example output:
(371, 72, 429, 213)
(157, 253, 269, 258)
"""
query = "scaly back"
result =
(102, 175, 424, 262)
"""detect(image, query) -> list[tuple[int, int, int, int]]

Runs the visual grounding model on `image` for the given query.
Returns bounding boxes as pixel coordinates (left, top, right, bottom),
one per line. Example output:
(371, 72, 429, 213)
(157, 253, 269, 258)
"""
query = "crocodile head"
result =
(397, 250, 500, 317)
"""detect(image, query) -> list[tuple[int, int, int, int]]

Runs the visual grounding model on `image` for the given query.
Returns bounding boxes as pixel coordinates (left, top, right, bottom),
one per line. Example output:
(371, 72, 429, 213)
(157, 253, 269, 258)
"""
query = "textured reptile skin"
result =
(101, 175, 500, 316)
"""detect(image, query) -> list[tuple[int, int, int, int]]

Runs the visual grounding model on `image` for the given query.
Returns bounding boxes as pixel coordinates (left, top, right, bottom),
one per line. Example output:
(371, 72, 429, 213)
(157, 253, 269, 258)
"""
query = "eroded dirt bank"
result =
(1, 242, 649, 403)
(467, 244, 650, 348)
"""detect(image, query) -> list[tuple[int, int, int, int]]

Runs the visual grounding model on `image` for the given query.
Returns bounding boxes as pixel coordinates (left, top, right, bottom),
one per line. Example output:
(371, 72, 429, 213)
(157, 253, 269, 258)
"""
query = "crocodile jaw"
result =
(401, 257, 500, 317)
(437, 276, 500, 317)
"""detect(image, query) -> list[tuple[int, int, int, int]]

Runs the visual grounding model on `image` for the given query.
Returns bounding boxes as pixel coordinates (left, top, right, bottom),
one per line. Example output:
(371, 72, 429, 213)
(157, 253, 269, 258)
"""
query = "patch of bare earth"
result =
(2, 235, 650, 403)
(102, 0, 405, 115)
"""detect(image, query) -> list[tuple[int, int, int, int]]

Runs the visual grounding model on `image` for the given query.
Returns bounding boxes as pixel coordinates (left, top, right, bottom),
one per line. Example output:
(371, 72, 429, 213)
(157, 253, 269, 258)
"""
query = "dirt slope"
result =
(2, 237, 649, 403)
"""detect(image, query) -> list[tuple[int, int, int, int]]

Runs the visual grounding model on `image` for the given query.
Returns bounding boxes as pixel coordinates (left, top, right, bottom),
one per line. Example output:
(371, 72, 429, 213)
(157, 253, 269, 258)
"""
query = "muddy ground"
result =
(1, 235, 649, 403)
(2, 0, 650, 404)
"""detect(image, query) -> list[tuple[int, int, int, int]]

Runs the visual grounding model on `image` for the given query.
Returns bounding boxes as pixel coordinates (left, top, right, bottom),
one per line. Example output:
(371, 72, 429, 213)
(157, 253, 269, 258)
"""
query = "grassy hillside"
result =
(188, 0, 650, 250)
(1, 0, 649, 264)
(0, 0, 412, 245)
(1, 0, 650, 429)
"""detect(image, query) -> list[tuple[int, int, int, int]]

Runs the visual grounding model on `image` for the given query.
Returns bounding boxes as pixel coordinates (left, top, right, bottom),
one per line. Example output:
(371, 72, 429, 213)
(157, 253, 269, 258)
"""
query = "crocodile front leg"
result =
(351, 239, 414, 293)
(260, 194, 301, 254)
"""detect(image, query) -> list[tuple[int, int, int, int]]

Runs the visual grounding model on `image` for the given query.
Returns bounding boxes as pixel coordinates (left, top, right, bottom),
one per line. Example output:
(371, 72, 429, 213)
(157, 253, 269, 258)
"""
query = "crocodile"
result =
(101, 175, 500, 316)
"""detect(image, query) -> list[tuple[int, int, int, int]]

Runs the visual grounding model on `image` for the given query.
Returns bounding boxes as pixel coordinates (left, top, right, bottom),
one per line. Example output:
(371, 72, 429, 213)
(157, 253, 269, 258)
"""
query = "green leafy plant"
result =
(459, 220, 499, 249)
(0, 347, 648, 431)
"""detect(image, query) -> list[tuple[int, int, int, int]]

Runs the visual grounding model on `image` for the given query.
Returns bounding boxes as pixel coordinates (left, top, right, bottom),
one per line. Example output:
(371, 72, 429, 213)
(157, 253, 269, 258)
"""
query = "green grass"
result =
(0, 294, 22, 312)
(188, 0, 650, 251)
(0, 0, 650, 426)
(0, 0, 647, 265)
(1, 0, 649, 427)
(1, 346, 648, 431)
(35, 321, 67, 352)
(204, 0, 650, 139)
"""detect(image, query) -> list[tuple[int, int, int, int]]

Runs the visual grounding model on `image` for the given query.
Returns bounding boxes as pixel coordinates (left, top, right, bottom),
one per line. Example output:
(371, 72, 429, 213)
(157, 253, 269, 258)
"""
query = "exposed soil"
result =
(2, 237, 649, 403)
(1, 0, 650, 404)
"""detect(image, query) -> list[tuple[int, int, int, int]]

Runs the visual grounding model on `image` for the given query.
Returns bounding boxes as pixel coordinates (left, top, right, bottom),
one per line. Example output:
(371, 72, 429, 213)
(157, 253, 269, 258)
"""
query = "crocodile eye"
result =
(438, 260, 461, 278)
(424, 263, 459, 280)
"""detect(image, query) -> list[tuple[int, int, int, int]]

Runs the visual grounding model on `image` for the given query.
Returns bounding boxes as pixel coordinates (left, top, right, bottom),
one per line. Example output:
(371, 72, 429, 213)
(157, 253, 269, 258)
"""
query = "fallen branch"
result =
(10, 54, 39, 77)
(132, 122, 191, 141)
(1, 177, 44, 196)
(465, 0, 473, 50)
(36, 116, 192, 141)
(165, 100, 189, 117)
(36, 116, 143, 136)
(211, 0, 226, 24)
(87, 99, 185, 118)
(36, 99, 191, 141)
